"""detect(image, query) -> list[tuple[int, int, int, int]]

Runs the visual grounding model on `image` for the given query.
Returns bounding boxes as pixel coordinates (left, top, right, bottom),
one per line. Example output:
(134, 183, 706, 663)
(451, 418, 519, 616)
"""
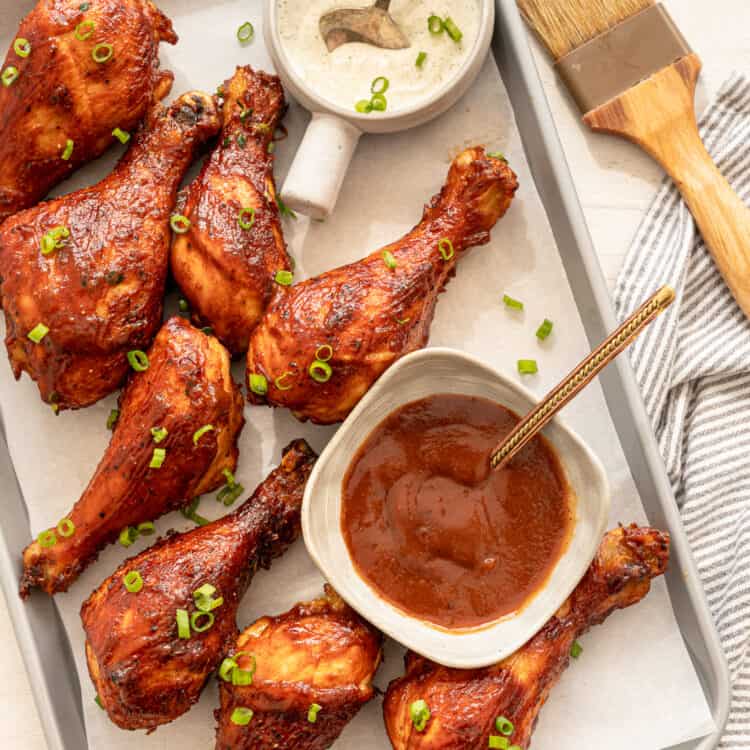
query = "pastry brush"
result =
(517, 0, 750, 319)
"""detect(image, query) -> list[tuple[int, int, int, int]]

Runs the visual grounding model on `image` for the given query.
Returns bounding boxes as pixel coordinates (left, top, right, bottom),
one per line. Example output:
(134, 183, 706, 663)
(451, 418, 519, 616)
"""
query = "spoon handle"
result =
(490, 285, 675, 471)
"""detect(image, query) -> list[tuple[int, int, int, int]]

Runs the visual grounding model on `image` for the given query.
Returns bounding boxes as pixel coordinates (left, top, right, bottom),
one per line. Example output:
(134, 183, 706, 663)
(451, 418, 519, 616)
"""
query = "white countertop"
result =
(3, 1, 749, 747)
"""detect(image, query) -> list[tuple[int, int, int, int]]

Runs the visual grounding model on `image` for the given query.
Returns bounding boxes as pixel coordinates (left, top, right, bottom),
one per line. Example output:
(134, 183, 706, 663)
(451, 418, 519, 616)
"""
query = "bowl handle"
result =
(281, 113, 362, 220)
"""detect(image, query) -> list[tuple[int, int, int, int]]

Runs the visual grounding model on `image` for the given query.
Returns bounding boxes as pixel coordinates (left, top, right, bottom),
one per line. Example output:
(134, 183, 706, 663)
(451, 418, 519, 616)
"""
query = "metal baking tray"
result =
(0, 1, 731, 748)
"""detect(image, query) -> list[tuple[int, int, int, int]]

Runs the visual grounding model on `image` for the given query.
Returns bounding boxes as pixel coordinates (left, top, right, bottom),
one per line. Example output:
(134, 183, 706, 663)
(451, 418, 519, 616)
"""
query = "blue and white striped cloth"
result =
(614, 73, 750, 749)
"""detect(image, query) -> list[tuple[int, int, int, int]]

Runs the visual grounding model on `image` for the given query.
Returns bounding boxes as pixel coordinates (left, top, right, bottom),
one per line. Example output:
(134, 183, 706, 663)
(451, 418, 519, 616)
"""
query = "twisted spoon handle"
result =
(490, 285, 675, 471)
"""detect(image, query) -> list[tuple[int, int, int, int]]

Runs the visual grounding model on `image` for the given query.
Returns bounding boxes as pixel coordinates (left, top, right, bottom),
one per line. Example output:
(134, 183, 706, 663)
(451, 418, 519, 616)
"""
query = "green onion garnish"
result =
(106, 408, 119, 430)
(194, 584, 223, 612)
(396, 317, 410, 325)
(126, 349, 149, 371)
(201, 326, 213, 336)
(487, 151, 507, 162)
(276, 195, 297, 219)
(61, 139, 74, 160)
(13, 38, 31, 58)
(190, 611, 214, 632)
(181, 496, 209, 526)
(237, 133, 247, 148)
(193, 424, 214, 445)
(237, 21, 254, 43)
(307, 703, 322, 723)
(112, 127, 130, 144)
(495, 717, 514, 736)
(274, 269, 293, 286)
(409, 699, 430, 732)
(74, 20, 95, 40)
(249, 373, 268, 396)
(488, 737, 508, 749)
(503, 294, 523, 311)
(94, 694, 103, 709)
(150, 426, 168, 443)
(219, 657, 238, 682)
(27, 323, 49, 343)
(309, 360, 332, 383)
(517, 359, 538, 375)
(137, 521, 155, 535)
(444, 17, 463, 42)
(382, 250, 397, 270)
(536, 319, 554, 340)
(40, 225, 70, 255)
(123, 570, 143, 593)
(229, 653, 256, 686)
(238, 207, 255, 230)
(217, 481, 243, 507)
(274, 372, 294, 391)
(176, 608, 190, 639)
(428, 14, 444, 33)
(355, 99, 373, 114)
(370, 93, 387, 111)
(315, 344, 333, 362)
(1, 66, 18, 87)
(56, 518, 75, 537)
(150, 448, 166, 469)
(92, 43, 114, 64)
(170, 214, 191, 234)
(416, 51, 427, 67)
(119, 526, 138, 547)
(38, 529, 57, 548)
(571, 640, 583, 659)
(80, 2, 90, 10)
(438, 237, 454, 261)
(371, 76, 389, 94)
(178, 297, 189, 313)
(231, 707, 254, 726)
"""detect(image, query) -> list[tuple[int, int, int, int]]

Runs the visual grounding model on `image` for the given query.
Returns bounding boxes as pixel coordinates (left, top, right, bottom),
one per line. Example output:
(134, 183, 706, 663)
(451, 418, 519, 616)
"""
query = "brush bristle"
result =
(517, 0, 654, 59)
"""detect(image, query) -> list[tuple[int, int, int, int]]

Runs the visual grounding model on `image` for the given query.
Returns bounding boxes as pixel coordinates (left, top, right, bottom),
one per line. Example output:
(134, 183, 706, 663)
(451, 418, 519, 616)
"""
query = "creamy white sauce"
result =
(277, 0, 481, 114)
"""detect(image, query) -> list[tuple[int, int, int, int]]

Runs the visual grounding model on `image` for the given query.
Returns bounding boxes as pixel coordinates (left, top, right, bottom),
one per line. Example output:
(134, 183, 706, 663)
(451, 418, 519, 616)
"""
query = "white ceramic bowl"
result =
(302, 348, 610, 668)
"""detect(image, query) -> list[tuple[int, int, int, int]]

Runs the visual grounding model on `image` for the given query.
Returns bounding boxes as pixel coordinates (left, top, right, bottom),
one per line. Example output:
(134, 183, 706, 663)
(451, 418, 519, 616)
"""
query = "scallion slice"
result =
(136, 521, 155, 535)
(237, 133, 247, 148)
(355, 99, 373, 114)
(126, 349, 149, 371)
(178, 297, 189, 313)
(416, 51, 427, 67)
(94, 694, 103, 709)
(217, 482, 243, 507)
(231, 707, 254, 726)
(487, 151, 507, 162)
(276, 195, 296, 219)
(190, 611, 214, 632)
(382, 250, 397, 269)
(307, 703, 322, 723)
(274, 269, 293, 286)
(495, 716, 514, 736)
(27, 323, 49, 343)
(488, 737, 509, 749)
(238, 207, 255, 230)
(231, 654, 256, 686)
(428, 14, 444, 33)
(315, 344, 333, 362)
(106, 408, 119, 430)
(571, 640, 583, 658)
(1, 66, 19, 87)
(149, 447, 166, 469)
(61, 138, 74, 160)
(123, 570, 143, 593)
(517, 359, 538, 375)
(438, 237, 454, 261)
(371, 76, 389, 94)
(444, 17, 463, 42)
(150, 426, 168, 444)
(181, 496, 209, 526)
(119, 526, 138, 547)
(219, 657, 238, 682)
(409, 699, 430, 732)
(38, 529, 57, 548)
(503, 294, 523, 311)
(176, 608, 190, 639)
(13, 38, 31, 58)
(92, 43, 114, 64)
(370, 93, 387, 111)
(193, 424, 214, 445)
(56, 518, 75, 537)
(274, 371, 294, 391)
(237, 21, 254, 43)
(309, 360, 332, 383)
(74, 20, 95, 40)
(40, 225, 70, 255)
(536, 319, 554, 340)
(170, 214, 191, 234)
(112, 127, 130, 144)
(249, 373, 268, 396)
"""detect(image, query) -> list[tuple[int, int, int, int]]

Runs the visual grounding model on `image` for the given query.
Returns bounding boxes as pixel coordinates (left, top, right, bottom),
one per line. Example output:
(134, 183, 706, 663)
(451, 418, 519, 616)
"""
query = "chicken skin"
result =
(171, 66, 290, 355)
(0, 90, 220, 410)
(81, 439, 317, 731)
(20, 317, 244, 597)
(0, 0, 176, 223)
(383, 525, 670, 750)
(246, 147, 518, 424)
(215, 585, 382, 750)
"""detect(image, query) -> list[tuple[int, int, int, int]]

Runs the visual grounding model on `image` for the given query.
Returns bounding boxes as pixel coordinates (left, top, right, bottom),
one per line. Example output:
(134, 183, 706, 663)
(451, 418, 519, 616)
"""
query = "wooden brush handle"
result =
(584, 54, 750, 319)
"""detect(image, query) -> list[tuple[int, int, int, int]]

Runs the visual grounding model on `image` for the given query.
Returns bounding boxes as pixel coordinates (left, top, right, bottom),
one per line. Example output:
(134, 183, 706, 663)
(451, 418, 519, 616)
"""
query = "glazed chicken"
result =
(215, 585, 382, 749)
(20, 317, 244, 596)
(0, 90, 220, 410)
(81, 439, 317, 731)
(246, 147, 518, 424)
(171, 66, 291, 354)
(0, 0, 176, 222)
(383, 525, 670, 750)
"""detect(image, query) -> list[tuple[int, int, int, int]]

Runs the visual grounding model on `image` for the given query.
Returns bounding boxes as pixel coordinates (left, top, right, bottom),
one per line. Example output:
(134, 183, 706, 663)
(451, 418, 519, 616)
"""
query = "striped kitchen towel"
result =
(614, 73, 750, 748)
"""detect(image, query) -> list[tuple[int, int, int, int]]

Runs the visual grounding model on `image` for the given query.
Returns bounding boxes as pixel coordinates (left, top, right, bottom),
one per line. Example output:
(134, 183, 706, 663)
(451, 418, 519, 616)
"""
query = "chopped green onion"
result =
(123, 570, 143, 593)
(178, 297, 189, 313)
(219, 657, 238, 682)
(370, 93, 387, 111)
(80, 2, 90, 9)
(150, 426, 168, 444)
(488, 737, 508, 749)
(222, 468, 236, 486)
(495, 717, 514, 736)
(517, 359, 538, 375)
(119, 526, 138, 547)
(107, 408, 119, 430)
(40, 225, 70, 255)
(190, 611, 214, 632)
(38, 529, 57, 548)
(176, 608, 190, 639)
(315, 344, 333, 362)
(193, 424, 214, 445)
(409, 699, 430, 732)
(231, 707, 254, 726)
(217, 482, 243, 507)
(276, 195, 296, 219)
(267, 141, 276, 154)
(274, 372, 294, 391)
(74, 20, 95, 40)
(13, 38, 31, 58)
(355, 99, 373, 114)
(249, 373, 268, 396)
(503, 294, 523, 311)
(181, 496, 209, 526)
(231, 654, 256, 685)
(126, 349, 149, 371)
(382, 250, 397, 269)
(536, 319, 554, 340)
(571, 640, 583, 659)
(61, 138, 74, 160)
(239, 106, 253, 121)
(238, 207, 255, 230)
(254, 122, 271, 135)
(237, 21, 254, 43)
(308, 703, 322, 723)
(106, 271, 124, 285)
(416, 51, 427, 67)
(170, 214, 191, 234)
(194, 583, 224, 612)
(56, 518, 75, 537)
(371, 76, 389, 94)
(112, 127, 130, 144)
(150, 447, 166, 469)
(1, 66, 18, 87)
(27, 323, 49, 343)
(487, 151, 507, 162)
(444, 17, 463, 42)
(201, 326, 213, 336)
(396, 317, 410, 325)
(274, 269, 293, 286)
(137, 521, 155, 535)
(237, 133, 247, 148)
(438, 237, 454, 261)
(91, 43, 114, 64)
(428, 14, 444, 33)
(94, 694, 103, 709)
(309, 360, 332, 383)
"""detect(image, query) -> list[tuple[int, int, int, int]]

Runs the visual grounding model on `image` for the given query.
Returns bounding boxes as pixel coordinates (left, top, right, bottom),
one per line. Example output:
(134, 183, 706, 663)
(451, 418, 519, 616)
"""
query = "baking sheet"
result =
(0, 1, 715, 748)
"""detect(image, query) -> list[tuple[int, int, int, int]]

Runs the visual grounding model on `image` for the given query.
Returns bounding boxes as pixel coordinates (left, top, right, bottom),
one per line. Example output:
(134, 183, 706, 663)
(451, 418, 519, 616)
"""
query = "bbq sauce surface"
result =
(341, 394, 574, 629)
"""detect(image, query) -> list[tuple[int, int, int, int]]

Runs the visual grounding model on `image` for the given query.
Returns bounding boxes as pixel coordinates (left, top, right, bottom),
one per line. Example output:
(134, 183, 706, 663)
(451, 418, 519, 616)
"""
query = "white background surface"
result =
(2, 1, 749, 748)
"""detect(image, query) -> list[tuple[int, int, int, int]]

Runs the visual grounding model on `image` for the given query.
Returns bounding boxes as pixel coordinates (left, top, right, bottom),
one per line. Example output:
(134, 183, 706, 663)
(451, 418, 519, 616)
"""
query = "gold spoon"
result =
(320, 0, 410, 52)
(490, 285, 675, 471)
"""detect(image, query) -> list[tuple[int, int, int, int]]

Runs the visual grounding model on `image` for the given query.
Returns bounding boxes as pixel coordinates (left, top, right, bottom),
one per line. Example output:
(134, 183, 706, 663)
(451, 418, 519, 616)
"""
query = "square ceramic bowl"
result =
(301, 348, 610, 668)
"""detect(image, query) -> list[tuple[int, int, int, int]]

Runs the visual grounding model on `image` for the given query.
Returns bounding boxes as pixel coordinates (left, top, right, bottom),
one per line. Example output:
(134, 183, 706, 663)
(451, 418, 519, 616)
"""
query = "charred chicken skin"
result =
(0, 90, 220, 410)
(171, 66, 291, 355)
(0, 0, 176, 223)
(246, 147, 518, 424)
(215, 585, 382, 749)
(81, 439, 317, 731)
(384, 525, 670, 750)
(20, 317, 244, 597)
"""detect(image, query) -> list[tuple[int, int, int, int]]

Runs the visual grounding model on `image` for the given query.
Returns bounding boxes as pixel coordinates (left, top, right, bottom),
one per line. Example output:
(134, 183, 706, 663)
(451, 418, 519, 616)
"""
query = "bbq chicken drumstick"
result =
(20, 318, 244, 596)
(215, 585, 382, 749)
(81, 440, 317, 731)
(171, 66, 291, 354)
(0, 0, 176, 222)
(246, 147, 518, 424)
(383, 525, 670, 750)
(0, 90, 220, 410)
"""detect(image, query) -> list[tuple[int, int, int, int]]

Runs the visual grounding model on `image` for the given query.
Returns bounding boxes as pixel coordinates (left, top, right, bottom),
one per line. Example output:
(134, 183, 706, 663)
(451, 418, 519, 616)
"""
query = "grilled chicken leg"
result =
(81, 439, 317, 731)
(246, 147, 518, 424)
(0, 0, 176, 222)
(383, 525, 670, 750)
(215, 585, 382, 749)
(0, 90, 220, 410)
(20, 317, 244, 596)
(171, 66, 290, 354)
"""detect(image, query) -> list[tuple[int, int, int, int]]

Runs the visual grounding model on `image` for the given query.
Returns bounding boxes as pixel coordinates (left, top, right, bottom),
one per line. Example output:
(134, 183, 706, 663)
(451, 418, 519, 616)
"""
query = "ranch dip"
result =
(277, 0, 481, 114)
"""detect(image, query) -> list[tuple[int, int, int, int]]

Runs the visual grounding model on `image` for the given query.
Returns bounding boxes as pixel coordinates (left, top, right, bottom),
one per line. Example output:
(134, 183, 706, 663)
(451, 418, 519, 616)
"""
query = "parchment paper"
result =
(0, 1, 715, 748)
